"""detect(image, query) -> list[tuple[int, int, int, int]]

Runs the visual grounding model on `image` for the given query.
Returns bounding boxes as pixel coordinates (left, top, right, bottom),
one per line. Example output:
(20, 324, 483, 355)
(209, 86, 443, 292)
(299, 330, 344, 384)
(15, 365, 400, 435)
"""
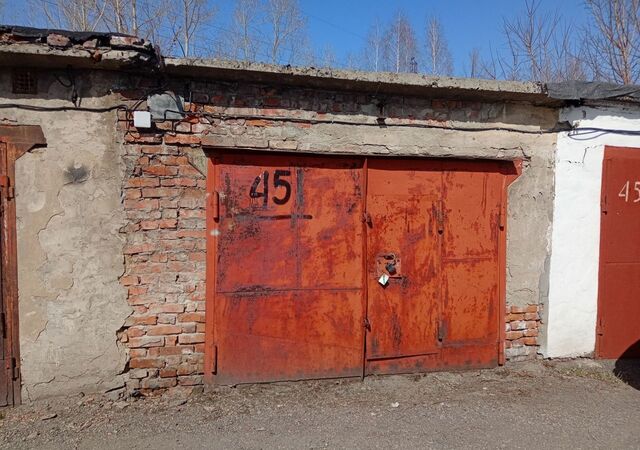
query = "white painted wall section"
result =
(544, 106, 640, 357)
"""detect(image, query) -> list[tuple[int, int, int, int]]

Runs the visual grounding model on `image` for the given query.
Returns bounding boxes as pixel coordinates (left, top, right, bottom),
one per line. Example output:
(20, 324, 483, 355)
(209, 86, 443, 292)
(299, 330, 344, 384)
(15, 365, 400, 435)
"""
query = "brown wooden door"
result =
(209, 153, 365, 384)
(597, 146, 640, 359)
(0, 143, 6, 406)
(0, 141, 16, 406)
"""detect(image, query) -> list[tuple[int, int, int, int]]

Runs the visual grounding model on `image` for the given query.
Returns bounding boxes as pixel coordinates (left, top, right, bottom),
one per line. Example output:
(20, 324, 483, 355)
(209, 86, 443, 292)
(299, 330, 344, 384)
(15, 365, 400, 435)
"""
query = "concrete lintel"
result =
(164, 58, 558, 106)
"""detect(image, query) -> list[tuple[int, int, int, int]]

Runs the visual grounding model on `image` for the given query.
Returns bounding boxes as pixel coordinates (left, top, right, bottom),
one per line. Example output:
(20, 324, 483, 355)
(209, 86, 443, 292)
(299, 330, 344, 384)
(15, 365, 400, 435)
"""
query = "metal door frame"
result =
(0, 125, 46, 406)
(203, 149, 521, 383)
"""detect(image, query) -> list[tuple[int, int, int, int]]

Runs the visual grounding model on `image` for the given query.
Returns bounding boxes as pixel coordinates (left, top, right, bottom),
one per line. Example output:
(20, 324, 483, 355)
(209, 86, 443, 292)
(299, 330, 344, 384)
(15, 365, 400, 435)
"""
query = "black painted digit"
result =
(272, 170, 292, 205)
(249, 170, 269, 206)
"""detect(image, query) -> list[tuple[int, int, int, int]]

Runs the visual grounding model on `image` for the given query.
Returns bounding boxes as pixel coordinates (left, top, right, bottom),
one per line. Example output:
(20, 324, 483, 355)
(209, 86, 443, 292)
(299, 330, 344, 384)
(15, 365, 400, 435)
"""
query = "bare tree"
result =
(363, 18, 384, 71)
(498, 0, 585, 82)
(168, 0, 216, 57)
(466, 47, 481, 78)
(343, 51, 360, 70)
(584, 0, 640, 84)
(382, 11, 418, 73)
(226, 0, 261, 61)
(32, 0, 107, 31)
(424, 16, 453, 76)
(263, 0, 306, 64)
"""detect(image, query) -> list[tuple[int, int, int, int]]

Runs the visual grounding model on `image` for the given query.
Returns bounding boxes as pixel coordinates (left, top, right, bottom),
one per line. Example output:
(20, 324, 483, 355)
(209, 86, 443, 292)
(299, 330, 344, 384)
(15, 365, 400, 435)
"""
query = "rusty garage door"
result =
(205, 153, 515, 384)
(597, 146, 640, 359)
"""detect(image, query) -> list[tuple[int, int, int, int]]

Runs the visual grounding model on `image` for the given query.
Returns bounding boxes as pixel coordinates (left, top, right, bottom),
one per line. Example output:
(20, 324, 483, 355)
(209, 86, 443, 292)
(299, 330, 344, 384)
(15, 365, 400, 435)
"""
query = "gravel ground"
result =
(1, 360, 639, 450)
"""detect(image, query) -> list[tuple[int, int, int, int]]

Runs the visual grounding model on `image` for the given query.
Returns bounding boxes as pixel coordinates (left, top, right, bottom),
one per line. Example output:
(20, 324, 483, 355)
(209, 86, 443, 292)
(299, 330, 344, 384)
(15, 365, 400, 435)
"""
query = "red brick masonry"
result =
(118, 137, 207, 395)
(505, 304, 541, 361)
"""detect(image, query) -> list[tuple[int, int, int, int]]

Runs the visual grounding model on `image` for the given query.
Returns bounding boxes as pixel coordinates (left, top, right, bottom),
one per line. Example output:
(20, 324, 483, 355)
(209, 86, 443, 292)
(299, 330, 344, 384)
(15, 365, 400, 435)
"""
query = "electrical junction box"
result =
(133, 111, 152, 129)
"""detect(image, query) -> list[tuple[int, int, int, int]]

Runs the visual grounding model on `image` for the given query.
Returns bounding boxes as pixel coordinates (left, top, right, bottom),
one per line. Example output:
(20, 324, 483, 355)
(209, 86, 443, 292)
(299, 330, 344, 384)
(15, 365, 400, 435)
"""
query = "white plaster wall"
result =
(544, 105, 640, 358)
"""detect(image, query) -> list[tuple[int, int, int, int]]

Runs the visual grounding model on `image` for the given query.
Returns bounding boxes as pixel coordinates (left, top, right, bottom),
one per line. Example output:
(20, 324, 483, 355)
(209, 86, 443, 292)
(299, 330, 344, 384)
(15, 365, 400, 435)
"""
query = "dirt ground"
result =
(0, 359, 639, 450)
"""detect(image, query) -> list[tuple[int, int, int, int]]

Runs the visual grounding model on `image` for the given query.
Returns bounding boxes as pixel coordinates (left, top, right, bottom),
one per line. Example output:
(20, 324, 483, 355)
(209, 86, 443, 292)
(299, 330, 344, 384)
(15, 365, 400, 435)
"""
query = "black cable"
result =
(0, 103, 128, 113)
(4, 102, 640, 137)
(568, 127, 640, 136)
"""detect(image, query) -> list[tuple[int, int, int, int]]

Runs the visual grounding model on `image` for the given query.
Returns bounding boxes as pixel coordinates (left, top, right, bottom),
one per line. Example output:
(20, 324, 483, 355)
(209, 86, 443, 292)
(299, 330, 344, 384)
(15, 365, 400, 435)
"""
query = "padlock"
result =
(385, 262, 396, 274)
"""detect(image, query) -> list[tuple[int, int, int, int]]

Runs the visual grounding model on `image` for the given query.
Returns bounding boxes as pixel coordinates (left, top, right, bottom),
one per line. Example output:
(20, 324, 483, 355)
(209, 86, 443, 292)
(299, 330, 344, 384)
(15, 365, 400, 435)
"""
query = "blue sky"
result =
(297, 0, 590, 73)
(2, 0, 591, 75)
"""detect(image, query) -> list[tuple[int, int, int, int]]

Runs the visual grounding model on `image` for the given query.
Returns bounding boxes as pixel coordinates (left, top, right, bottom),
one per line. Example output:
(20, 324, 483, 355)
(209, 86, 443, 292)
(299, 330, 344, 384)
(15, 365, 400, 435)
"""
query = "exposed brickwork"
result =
(505, 304, 542, 361)
(119, 135, 207, 395)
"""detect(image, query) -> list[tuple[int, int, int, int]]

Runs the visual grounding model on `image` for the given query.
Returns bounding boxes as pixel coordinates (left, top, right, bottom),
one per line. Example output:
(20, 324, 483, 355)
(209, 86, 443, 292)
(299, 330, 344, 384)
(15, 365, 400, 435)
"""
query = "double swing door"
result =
(205, 153, 510, 384)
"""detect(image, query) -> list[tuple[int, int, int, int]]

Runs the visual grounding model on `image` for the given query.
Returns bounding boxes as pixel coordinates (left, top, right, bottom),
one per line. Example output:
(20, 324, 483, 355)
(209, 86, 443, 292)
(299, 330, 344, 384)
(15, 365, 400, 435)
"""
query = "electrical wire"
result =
(0, 103, 128, 113)
(3, 101, 640, 137)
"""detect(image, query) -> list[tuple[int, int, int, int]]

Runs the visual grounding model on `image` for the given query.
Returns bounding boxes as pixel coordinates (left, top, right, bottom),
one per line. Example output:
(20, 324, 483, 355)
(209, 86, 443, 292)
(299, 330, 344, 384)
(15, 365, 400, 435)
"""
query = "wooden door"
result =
(0, 141, 19, 406)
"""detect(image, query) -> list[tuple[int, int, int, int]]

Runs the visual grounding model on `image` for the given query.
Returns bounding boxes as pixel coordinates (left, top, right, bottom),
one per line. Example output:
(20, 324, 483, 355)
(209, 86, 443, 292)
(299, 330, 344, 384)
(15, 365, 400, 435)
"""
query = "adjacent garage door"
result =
(205, 152, 515, 384)
(597, 146, 640, 359)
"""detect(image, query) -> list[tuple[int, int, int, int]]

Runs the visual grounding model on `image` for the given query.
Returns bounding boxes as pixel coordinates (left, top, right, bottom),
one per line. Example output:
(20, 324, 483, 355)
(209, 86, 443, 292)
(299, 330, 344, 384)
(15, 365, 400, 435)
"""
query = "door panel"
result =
(212, 154, 365, 384)
(597, 147, 640, 359)
(441, 166, 502, 356)
(365, 161, 442, 371)
(0, 141, 8, 406)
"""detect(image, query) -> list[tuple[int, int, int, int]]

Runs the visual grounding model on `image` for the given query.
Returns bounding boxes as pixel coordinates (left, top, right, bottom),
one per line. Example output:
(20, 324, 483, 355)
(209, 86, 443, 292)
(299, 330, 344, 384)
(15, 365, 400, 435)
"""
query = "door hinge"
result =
(10, 357, 19, 380)
(0, 175, 13, 200)
(363, 317, 371, 331)
(211, 345, 218, 374)
(437, 320, 445, 342)
(211, 191, 220, 221)
(436, 207, 444, 235)
(596, 317, 604, 336)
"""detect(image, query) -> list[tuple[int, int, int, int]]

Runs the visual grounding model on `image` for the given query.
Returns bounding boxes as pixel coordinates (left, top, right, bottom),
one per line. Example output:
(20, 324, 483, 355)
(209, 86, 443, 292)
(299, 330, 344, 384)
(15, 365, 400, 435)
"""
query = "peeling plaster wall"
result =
(544, 105, 640, 358)
(0, 70, 130, 400)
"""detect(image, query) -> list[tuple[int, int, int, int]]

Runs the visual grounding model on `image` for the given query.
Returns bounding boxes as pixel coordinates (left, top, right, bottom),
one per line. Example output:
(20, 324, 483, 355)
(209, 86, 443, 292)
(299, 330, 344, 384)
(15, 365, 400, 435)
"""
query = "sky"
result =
(1, 0, 592, 76)
(296, 0, 591, 74)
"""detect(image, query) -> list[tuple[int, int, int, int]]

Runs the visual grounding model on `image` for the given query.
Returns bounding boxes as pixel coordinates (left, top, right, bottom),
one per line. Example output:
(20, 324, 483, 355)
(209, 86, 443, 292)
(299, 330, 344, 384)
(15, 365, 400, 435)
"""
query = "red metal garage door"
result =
(597, 146, 640, 359)
(206, 153, 515, 384)
(365, 160, 506, 374)
(206, 153, 366, 384)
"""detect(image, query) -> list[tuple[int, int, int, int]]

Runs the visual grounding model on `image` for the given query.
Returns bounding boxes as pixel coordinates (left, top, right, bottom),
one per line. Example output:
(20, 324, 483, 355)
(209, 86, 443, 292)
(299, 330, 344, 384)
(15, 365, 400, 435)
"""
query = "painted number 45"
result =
(618, 180, 640, 203)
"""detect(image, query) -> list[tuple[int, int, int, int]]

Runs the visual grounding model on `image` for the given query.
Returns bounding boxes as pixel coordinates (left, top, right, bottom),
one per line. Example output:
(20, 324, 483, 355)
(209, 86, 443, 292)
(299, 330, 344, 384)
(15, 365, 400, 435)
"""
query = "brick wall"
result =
(505, 304, 541, 361)
(118, 129, 207, 395)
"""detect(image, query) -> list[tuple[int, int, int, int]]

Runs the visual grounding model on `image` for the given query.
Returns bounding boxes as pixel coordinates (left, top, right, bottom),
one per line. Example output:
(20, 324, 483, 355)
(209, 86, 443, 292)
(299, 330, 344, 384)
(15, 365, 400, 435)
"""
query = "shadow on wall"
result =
(614, 340, 640, 391)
